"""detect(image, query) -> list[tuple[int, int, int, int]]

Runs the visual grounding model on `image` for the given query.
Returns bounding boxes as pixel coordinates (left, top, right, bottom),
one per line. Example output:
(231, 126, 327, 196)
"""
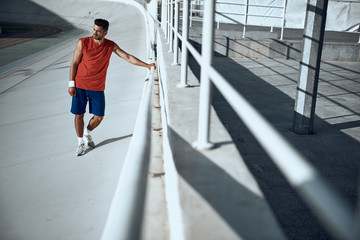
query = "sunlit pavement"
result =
(1, 1, 360, 239)
(0, 2, 148, 239)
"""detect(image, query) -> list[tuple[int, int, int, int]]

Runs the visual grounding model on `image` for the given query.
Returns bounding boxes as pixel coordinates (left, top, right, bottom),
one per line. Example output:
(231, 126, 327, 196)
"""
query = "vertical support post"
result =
(167, 0, 170, 42)
(173, 0, 180, 65)
(280, 0, 287, 40)
(193, 0, 215, 150)
(243, 0, 249, 38)
(178, 0, 190, 88)
(190, 0, 193, 27)
(169, 0, 174, 52)
(293, 0, 328, 134)
(161, 0, 166, 35)
(215, 3, 219, 29)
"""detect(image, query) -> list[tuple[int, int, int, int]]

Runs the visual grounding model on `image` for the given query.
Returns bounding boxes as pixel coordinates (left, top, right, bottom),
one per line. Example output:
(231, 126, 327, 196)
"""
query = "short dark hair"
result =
(94, 19, 109, 31)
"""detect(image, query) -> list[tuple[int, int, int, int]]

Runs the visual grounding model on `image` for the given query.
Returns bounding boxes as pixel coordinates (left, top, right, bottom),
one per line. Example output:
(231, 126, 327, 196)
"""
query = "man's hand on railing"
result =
(146, 62, 156, 70)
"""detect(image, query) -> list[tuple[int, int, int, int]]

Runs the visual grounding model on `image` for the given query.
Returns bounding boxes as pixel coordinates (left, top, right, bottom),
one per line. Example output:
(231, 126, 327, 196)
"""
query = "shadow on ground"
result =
(168, 127, 284, 239)
(84, 134, 133, 155)
(185, 39, 360, 239)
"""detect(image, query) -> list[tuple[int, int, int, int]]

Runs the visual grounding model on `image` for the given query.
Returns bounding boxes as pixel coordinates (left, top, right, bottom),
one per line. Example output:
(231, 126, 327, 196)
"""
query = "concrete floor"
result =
(158, 30, 360, 239)
(1, 1, 360, 240)
(0, 2, 149, 240)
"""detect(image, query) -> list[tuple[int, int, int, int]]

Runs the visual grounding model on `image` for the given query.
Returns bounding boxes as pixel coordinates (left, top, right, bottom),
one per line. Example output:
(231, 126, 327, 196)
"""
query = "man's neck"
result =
(93, 37, 105, 45)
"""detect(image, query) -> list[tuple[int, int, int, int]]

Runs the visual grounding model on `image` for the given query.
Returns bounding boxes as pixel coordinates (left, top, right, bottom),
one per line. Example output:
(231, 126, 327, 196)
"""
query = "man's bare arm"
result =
(68, 40, 83, 96)
(113, 43, 155, 70)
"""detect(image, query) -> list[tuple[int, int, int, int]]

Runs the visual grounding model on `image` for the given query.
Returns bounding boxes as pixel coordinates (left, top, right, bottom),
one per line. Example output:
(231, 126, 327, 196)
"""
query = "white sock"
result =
(85, 128, 92, 136)
(78, 137, 84, 145)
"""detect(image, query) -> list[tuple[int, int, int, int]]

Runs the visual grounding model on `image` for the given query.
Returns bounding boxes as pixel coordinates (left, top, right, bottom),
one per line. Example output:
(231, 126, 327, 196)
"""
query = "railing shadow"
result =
(186, 40, 360, 239)
(167, 127, 286, 239)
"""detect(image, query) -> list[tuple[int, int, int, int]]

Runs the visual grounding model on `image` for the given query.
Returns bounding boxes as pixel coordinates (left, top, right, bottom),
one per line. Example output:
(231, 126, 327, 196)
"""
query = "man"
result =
(68, 19, 155, 156)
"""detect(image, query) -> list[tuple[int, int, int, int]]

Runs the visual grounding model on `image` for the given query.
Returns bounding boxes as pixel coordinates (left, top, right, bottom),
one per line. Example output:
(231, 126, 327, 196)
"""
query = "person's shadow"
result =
(84, 134, 133, 154)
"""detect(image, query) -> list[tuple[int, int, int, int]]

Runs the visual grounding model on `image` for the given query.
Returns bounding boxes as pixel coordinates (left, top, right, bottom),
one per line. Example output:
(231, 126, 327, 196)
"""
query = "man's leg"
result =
(75, 114, 85, 137)
(74, 114, 86, 156)
(71, 88, 87, 156)
(85, 90, 105, 148)
(84, 115, 104, 148)
(87, 115, 104, 131)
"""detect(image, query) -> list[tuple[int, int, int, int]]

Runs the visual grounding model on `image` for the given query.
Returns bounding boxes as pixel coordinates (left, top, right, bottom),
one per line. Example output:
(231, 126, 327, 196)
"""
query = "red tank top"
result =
(75, 37, 115, 91)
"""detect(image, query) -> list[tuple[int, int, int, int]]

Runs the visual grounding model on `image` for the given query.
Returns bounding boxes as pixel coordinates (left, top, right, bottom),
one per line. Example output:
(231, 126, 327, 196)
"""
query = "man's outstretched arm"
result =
(68, 40, 83, 96)
(113, 43, 156, 70)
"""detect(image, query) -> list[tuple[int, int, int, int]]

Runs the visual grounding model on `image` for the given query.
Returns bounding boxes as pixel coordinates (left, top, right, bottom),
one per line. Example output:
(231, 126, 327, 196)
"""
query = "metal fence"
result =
(189, 0, 287, 40)
(162, 0, 359, 239)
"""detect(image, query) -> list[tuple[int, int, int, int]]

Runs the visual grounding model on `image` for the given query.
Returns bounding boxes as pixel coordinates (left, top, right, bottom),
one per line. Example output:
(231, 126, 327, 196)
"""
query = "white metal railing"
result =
(101, 70, 155, 240)
(163, 0, 359, 240)
(100, 11, 156, 240)
(101, 69, 154, 240)
(189, 0, 287, 40)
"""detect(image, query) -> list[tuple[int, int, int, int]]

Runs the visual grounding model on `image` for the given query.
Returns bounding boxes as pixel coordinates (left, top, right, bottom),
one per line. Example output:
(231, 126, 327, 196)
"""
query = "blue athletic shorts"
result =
(71, 88, 105, 116)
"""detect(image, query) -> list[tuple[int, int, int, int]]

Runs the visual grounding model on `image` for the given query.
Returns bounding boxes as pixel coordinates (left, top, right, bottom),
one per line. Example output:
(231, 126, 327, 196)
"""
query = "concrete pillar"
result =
(293, 0, 328, 134)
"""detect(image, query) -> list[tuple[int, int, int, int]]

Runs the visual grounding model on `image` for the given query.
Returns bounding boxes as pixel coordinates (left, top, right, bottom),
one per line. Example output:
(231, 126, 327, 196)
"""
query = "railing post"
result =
(243, 0, 249, 38)
(169, 0, 174, 52)
(193, 0, 215, 150)
(163, 0, 167, 39)
(172, 0, 180, 65)
(167, 0, 170, 42)
(280, 0, 287, 40)
(178, 0, 191, 88)
(190, 0, 193, 27)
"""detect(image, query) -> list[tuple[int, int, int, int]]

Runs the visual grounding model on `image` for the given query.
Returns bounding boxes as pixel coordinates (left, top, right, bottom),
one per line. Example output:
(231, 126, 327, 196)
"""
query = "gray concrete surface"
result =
(0, 1, 150, 240)
(0, 24, 84, 67)
(1, 1, 360, 239)
(187, 22, 360, 62)
(158, 31, 287, 240)
(159, 23, 360, 240)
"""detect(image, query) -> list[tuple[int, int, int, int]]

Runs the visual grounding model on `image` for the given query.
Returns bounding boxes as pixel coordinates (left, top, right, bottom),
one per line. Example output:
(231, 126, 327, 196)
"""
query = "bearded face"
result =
(92, 25, 107, 41)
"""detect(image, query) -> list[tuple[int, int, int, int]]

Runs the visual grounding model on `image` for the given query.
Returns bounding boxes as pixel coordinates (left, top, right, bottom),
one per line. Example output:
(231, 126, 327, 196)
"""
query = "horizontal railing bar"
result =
(101, 66, 154, 240)
(192, 11, 283, 19)
(185, 40, 202, 63)
(189, 2, 285, 9)
(191, 11, 283, 19)
(215, 2, 244, 6)
(190, 9, 203, 13)
(243, 13, 283, 19)
(215, 11, 245, 16)
(214, 11, 283, 19)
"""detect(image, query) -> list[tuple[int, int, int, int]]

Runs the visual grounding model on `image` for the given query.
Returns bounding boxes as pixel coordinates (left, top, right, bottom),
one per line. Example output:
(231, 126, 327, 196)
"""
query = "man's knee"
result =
(75, 114, 84, 120)
(93, 115, 104, 122)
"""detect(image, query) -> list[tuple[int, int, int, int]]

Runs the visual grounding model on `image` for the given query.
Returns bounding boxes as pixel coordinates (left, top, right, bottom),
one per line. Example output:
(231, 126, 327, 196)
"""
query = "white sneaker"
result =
(76, 143, 86, 156)
(85, 134, 95, 148)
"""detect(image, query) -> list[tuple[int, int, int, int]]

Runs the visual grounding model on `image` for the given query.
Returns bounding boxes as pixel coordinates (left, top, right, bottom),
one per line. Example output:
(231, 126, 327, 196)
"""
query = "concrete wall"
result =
(188, 26, 360, 62)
